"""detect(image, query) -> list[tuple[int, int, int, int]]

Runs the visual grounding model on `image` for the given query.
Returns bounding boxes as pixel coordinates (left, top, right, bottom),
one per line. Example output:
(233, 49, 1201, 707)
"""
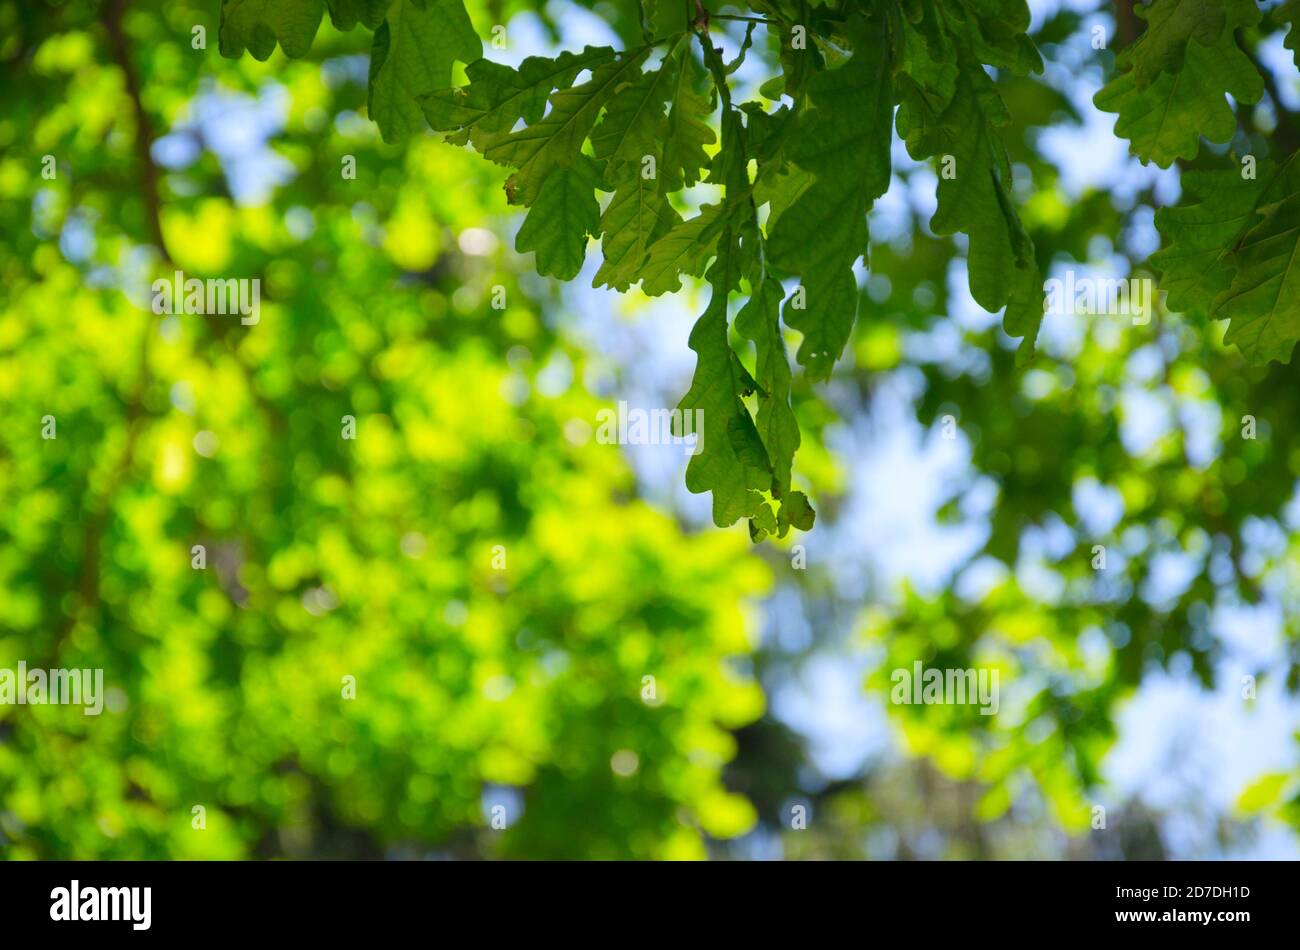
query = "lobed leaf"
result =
(218, 0, 325, 60)
(1094, 29, 1263, 168)
(326, 0, 393, 31)
(766, 14, 894, 381)
(1153, 153, 1300, 363)
(515, 156, 603, 280)
(368, 0, 481, 144)
(1125, 0, 1259, 88)
(898, 36, 1042, 357)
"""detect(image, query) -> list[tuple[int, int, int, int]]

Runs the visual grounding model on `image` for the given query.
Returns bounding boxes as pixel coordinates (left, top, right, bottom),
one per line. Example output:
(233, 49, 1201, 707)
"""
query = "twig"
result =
(691, 0, 709, 32)
(51, 0, 163, 659)
(103, 0, 170, 262)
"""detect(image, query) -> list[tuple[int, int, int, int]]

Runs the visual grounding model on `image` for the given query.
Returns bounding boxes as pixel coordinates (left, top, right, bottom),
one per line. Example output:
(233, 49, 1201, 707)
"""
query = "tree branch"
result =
(1112, 0, 1141, 50)
(102, 0, 171, 262)
(50, 0, 166, 659)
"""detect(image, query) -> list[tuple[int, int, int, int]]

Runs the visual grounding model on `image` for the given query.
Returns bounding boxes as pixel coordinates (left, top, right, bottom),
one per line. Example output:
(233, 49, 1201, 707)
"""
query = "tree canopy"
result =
(2, 0, 1300, 859)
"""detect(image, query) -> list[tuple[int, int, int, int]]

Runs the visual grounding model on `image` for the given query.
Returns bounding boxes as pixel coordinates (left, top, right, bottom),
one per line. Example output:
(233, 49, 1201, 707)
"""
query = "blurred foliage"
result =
(0, 0, 767, 859)
(2, 0, 1299, 862)
(792, 7, 1300, 856)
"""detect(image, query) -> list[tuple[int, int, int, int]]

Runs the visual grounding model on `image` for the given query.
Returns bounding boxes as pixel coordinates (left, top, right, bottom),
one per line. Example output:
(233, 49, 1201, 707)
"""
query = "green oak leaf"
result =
(590, 37, 688, 183)
(778, 489, 815, 533)
(368, 0, 480, 144)
(756, 161, 815, 234)
(748, 502, 779, 541)
(776, 19, 822, 101)
(590, 37, 727, 300)
(593, 169, 681, 291)
(673, 99, 793, 532)
(766, 178, 868, 380)
(950, 0, 1043, 76)
(515, 156, 602, 281)
(326, 0, 392, 31)
(638, 202, 727, 295)
(1285, 0, 1300, 69)
(483, 49, 652, 207)
(1211, 165, 1300, 361)
(659, 40, 716, 193)
(734, 274, 799, 502)
(1124, 0, 1260, 88)
(1215, 190, 1300, 363)
(747, 104, 817, 230)
(677, 237, 772, 528)
(1150, 168, 1263, 314)
(1151, 153, 1300, 363)
(894, 1, 958, 114)
(218, 0, 324, 60)
(637, 101, 752, 298)
(1094, 30, 1263, 168)
(898, 45, 1042, 357)
(420, 47, 618, 148)
(767, 14, 893, 381)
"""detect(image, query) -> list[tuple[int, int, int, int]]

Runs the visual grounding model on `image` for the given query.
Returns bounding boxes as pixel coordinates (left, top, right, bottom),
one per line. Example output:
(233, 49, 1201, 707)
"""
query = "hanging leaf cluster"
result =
(217, 0, 1300, 537)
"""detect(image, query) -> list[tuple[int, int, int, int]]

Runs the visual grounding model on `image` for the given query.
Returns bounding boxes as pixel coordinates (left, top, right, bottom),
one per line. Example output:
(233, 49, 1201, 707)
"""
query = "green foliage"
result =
(218, 0, 325, 59)
(1094, 17, 1263, 168)
(367, 0, 479, 143)
(514, 155, 601, 279)
(214, 0, 1065, 538)
(1092, 0, 1300, 362)
(1149, 169, 1263, 312)
(1153, 156, 1300, 363)
(678, 227, 774, 529)
(1210, 183, 1300, 362)
(1285, 0, 1300, 68)
(1126, 0, 1258, 86)
(1, 0, 768, 859)
(766, 14, 892, 382)
(209, 0, 1300, 531)
(894, 4, 1043, 360)
(6, 0, 1300, 861)
(327, 0, 393, 32)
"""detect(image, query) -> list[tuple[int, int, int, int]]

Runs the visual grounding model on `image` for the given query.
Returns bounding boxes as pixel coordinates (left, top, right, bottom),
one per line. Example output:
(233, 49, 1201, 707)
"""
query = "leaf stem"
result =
(691, 0, 709, 31)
